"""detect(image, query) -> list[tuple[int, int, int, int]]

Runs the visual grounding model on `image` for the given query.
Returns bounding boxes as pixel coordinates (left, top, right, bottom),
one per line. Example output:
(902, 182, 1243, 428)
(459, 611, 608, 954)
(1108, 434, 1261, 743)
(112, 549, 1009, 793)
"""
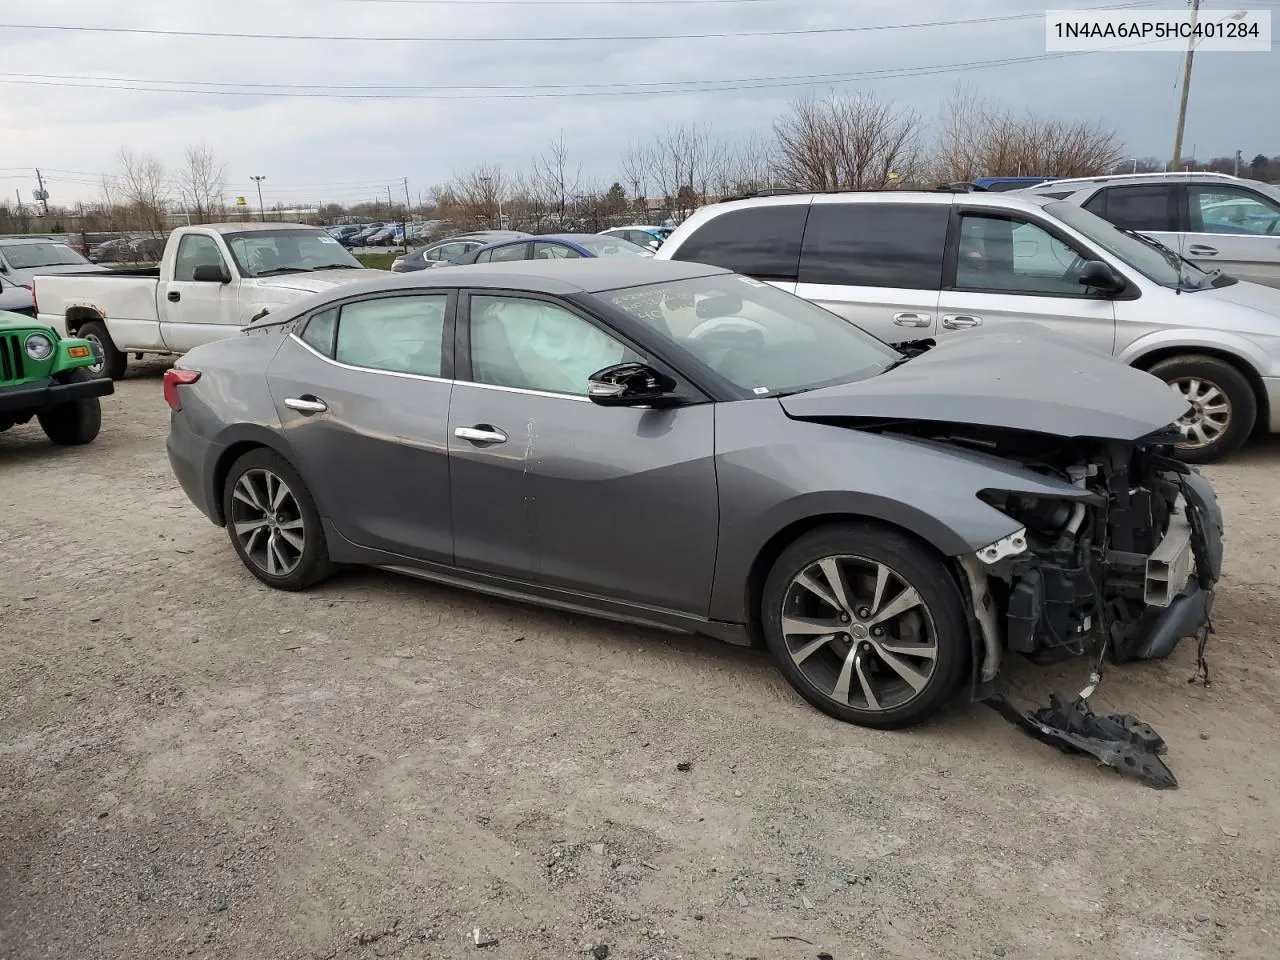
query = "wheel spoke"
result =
(832, 646, 857, 704)
(277, 527, 304, 552)
(791, 633, 837, 664)
(1190, 422, 1209, 445)
(817, 558, 852, 614)
(872, 644, 930, 692)
(235, 474, 269, 513)
(244, 527, 264, 555)
(783, 615, 845, 636)
(265, 533, 282, 575)
(278, 519, 304, 532)
(878, 640, 938, 660)
(1184, 378, 1201, 400)
(271, 477, 290, 510)
(867, 587, 922, 626)
(794, 570, 840, 611)
(869, 563, 891, 617)
(234, 518, 269, 538)
(854, 653, 881, 710)
(1199, 386, 1223, 405)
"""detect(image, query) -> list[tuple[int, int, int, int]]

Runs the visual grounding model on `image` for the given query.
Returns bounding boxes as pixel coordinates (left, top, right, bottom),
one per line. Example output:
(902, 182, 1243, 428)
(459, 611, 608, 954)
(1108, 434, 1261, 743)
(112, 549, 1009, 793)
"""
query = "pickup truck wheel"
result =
(1149, 355, 1255, 464)
(78, 320, 128, 380)
(36, 370, 102, 445)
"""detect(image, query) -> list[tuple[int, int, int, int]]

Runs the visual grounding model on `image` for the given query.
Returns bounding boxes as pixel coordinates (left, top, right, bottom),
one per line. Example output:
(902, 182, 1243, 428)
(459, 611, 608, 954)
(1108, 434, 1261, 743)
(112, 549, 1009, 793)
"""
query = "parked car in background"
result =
(327, 225, 365, 246)
(128, 237, 167, 262)
(1021, 172, 1280, 289)
(390, 231, 531, 273)
(347, 224, 387, 248)
(0, 275, 34, 315)
(657, 189, 1280, 462)
(0, 237, 106, 286)
(89, 238, 134, 263)
(598, 225, 672, 250)
(163, 258, 1219, 764)
(35, 223, 383, 379)
(448, 233, 654, 265)
(366, 225, 400, 246)
(972, 176, 1059, 192)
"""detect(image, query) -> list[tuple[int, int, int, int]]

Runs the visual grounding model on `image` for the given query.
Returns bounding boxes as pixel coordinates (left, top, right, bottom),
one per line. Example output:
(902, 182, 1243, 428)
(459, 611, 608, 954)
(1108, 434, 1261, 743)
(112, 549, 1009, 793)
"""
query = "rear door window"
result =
(489, 242, 531, 262)
(1188, 185, 1280, 235)
(669, 204, 809, 281)
(1083, 185, 1177, 232)
(798, 203, 949, 289)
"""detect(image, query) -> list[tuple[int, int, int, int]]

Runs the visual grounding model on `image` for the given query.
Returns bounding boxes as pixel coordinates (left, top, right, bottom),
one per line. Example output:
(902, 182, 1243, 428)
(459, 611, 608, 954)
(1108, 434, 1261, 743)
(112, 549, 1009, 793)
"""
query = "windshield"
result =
(575, 237, 653, 258)
(224, 229, 363, 277)
(1045, 200, 1215, 290)
(599, 274, 899, 396)
(1, 241, 90, 269)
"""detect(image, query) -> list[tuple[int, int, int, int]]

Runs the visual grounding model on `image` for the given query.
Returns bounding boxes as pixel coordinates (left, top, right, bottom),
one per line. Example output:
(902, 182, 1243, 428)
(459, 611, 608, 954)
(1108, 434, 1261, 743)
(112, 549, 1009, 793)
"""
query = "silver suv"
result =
(655, 189, 1280, 462)
(1022, 172, 1280, 289)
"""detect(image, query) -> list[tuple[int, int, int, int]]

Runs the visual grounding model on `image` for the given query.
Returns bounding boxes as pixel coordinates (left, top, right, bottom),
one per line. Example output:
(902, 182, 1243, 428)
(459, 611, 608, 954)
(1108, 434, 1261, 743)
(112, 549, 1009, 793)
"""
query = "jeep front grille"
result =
(0, 333, 25, 382)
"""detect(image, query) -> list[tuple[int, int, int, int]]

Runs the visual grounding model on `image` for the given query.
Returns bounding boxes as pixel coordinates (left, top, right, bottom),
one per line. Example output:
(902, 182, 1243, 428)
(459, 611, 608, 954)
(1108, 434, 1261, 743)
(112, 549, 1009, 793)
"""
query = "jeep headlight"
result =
(24, 333, 54, 361)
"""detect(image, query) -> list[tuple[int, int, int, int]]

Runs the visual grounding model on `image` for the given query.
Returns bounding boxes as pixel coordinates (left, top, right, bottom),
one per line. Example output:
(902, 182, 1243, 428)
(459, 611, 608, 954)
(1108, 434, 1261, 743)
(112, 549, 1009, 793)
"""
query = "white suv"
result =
(655, 189, 1280, 462)
(1022, 172, 1280, 289)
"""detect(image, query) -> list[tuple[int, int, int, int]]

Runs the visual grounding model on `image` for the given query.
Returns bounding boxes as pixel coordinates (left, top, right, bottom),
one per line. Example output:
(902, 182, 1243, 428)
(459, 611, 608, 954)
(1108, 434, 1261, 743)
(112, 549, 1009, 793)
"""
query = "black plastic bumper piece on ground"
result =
(0, 376, 114, 414)
(985, 691, 1178, 790)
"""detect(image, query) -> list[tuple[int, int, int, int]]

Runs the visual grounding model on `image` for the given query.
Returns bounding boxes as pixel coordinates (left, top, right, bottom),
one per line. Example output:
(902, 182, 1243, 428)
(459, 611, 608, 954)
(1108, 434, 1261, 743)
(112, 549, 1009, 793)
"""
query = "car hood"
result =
(779, 323, 1189, 441)
(1193, 277, 1280, 314)
(252, 268, 386, 293)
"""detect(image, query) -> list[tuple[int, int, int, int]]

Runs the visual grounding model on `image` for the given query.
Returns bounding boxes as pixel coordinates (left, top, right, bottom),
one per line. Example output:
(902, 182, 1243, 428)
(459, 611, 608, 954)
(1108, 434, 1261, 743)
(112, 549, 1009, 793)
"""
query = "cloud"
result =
(0, 0, 1269, 208)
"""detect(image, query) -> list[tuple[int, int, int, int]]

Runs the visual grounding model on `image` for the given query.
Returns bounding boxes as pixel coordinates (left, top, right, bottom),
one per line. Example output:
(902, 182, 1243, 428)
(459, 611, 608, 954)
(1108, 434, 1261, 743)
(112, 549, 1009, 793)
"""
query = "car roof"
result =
(200, 222, 323, 235)
(695, 190, 1057, 214)
(248, 261, 728, 329)
(0, 236, 72, 246)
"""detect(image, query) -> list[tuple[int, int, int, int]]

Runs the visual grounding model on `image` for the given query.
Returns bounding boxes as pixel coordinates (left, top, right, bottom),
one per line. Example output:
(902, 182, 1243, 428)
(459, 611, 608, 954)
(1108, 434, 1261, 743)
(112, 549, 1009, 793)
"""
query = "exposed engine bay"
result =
(864, 418, 1225, 788)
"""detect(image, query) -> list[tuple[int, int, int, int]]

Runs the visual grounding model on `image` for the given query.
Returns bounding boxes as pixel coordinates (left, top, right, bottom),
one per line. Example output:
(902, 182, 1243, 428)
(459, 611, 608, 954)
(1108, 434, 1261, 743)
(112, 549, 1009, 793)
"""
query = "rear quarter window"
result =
(799, 203, 949, 289)
(669, 204, 809, 281)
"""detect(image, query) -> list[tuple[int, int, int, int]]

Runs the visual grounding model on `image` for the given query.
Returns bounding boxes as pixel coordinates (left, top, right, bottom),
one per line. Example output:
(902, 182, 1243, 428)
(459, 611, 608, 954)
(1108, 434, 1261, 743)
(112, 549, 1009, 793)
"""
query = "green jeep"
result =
(0, 309, 114, 445)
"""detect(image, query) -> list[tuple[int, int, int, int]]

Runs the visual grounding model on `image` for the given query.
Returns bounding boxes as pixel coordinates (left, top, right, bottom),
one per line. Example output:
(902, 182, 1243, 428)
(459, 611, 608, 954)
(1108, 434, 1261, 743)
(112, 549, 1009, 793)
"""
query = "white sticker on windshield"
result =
(752, 386, 770, 395)
(737, 276, 768, 288)
(318, 236, 339, 244)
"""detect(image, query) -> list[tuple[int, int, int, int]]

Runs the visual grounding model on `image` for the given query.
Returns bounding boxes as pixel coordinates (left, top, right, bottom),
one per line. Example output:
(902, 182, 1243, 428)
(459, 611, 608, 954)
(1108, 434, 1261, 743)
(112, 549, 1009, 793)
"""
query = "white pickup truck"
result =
(34, 222, 384, 379)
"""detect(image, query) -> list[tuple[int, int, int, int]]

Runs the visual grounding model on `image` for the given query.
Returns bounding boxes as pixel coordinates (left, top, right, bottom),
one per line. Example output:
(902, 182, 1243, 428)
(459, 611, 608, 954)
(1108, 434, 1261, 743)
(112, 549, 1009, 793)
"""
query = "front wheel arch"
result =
(1130, 346, 1270, 433)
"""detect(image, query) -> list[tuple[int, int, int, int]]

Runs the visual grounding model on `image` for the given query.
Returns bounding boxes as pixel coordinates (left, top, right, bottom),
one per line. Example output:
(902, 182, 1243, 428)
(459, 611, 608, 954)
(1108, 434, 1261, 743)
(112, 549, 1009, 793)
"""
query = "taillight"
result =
(163, 368, 201, 411)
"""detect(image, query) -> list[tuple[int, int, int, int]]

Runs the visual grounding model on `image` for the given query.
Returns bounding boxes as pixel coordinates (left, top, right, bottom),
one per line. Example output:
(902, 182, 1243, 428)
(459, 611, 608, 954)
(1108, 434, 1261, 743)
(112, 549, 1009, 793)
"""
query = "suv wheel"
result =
(761, 522, 968, 729)
(1149, 354, 1255, 463)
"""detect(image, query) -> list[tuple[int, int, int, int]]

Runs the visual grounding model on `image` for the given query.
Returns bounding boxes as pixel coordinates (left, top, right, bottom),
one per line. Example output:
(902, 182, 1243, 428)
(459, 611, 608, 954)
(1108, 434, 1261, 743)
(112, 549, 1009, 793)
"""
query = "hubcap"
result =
(781, 556, 938, 712)
(83, 332, 104, 375)
(1169, 377, 1231, 450)
(230, 468, 305, 576)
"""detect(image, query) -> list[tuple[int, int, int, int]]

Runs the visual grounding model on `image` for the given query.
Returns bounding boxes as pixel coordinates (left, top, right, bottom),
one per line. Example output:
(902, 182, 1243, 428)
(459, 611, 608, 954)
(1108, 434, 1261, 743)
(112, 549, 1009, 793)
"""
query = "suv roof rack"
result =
(1032, 171, 1243, 189)
(717, 187, 804, 202)
(934, 182, 989, 193)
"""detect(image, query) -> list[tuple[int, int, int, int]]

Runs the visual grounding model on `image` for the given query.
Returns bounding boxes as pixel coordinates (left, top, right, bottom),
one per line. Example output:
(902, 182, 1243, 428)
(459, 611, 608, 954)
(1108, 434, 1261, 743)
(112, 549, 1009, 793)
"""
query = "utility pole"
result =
(402, 177, 411, 250)
(34, 169, 49, 217)
(251, 176, 267, 222)
(1234, 150, 1242, 177)
(1170, 0, 1201, 172)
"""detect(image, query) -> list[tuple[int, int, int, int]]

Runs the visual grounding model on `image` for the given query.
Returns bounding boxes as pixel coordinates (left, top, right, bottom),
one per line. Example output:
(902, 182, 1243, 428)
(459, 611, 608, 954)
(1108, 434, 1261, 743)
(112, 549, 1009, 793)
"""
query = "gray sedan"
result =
(165, 260, 1222, 737)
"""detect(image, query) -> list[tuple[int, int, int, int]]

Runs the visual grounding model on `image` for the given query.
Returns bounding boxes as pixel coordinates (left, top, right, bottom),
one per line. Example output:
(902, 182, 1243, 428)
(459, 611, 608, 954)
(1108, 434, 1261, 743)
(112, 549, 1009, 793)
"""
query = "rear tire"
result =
(1148, 354, 1255, 464)
(761, 522, 969, 729)
(78, 320, 128, 381)
(37, 370, 102, 445)
(221, 448, 334, 591)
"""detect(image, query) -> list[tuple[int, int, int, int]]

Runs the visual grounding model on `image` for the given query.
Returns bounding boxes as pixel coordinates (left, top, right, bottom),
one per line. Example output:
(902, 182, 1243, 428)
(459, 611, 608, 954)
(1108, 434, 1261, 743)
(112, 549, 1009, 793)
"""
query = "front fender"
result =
(708, 401, 1087, 625)
(1119, 328, 1274, 377)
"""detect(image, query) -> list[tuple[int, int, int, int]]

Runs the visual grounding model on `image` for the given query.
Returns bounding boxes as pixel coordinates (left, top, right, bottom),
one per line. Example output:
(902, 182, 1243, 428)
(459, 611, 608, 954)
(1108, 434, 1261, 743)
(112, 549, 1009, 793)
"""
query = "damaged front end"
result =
(890, 422, 1223, 788)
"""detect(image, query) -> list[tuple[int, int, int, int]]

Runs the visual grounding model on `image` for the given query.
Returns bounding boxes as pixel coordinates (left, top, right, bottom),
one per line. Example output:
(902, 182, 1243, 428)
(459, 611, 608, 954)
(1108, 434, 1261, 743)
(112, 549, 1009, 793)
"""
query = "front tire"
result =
(37, 369, 102, 445)
(1149, 354, 1255, 464)
(221, 448, 334, 590)
(761, 522, 969, 729)
(78, 320, 128, 381)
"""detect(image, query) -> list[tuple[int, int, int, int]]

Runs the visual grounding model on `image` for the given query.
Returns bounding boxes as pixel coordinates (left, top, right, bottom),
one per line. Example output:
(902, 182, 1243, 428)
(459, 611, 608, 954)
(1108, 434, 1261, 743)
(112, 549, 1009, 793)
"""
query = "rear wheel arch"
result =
(1130, 346, 1269, 431)
(63, 306, 105, 336)
(209, 433, 297, 526)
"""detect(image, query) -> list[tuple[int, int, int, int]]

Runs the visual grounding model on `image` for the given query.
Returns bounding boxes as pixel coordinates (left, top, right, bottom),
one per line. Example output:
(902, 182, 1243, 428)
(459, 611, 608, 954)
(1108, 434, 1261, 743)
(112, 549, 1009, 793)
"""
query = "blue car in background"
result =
(598, 225, 673, 250)
(446, 233, 654, 265)
(972, 176, 1060, 192)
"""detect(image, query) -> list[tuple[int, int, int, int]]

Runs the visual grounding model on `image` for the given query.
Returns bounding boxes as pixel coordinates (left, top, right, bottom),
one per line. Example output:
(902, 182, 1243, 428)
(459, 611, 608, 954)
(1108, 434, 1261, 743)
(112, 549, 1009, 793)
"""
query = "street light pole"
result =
(251, 176, 267, 222)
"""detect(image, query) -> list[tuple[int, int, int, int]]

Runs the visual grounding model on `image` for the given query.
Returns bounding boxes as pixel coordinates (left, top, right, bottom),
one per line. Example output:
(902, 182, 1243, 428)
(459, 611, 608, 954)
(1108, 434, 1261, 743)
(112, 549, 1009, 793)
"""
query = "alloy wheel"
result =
(1170, 377, 1231, 450)
(230, 468, 306, 577)
(81, 331, 105, 376)
(780, 555, 938, 712)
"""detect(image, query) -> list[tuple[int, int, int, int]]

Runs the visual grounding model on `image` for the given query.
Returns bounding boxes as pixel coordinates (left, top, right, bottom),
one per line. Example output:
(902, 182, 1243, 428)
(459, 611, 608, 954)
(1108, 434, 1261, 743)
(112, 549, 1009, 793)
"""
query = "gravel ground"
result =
(2, 361, 1278, 960)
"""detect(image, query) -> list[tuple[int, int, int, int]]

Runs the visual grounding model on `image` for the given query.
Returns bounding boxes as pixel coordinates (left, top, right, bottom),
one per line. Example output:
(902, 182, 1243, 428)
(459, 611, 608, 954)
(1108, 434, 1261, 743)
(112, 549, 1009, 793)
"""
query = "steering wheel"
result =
(1266, 217, 1278, 236)
(687, 316, 768, 348)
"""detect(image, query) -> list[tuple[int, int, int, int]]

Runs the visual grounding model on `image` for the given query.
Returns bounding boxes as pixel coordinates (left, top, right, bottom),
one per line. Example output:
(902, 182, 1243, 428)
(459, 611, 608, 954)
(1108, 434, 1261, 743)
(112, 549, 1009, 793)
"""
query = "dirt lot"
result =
(2, 362, 1278, 960)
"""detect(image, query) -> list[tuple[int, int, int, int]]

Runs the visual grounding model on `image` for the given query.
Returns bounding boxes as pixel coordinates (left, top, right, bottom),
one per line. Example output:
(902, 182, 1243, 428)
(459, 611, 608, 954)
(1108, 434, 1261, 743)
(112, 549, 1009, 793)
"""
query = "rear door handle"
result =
(941, 314, 983, 330)
(455, 425, 508, 444)
(892, 312, 932, 328)
(284, 396, 327, 414)
(1188, 244, 1219, 256)
(167, 290, 181, 302)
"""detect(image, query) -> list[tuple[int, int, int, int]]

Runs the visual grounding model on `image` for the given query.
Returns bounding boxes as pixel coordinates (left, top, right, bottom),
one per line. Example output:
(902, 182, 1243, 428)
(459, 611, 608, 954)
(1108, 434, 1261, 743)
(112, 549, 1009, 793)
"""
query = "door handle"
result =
(455, 425, 508, 444)
(892, 312, 932, 328)
(167, 290, 181, 302)
(1188, 244, 1218, 256)
(941, 314, 983, 330)
(284, 396, 328, 414)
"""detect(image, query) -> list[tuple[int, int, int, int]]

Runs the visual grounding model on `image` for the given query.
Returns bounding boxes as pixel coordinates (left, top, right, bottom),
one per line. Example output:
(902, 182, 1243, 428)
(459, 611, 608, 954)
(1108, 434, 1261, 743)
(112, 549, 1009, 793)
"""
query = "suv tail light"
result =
(163, 368, 201, 411)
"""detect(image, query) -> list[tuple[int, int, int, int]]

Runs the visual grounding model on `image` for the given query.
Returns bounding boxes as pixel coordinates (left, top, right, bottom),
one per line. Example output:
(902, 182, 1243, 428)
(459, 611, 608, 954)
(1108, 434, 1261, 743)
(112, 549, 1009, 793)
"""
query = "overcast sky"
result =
(0, 0, 1275, 210)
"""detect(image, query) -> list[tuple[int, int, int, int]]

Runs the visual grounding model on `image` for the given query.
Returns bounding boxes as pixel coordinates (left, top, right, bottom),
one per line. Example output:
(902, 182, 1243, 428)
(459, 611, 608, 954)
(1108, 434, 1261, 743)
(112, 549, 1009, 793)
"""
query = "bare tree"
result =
(712, 132, 777, 198)
(619, 139, 652, 217)
(773, 92, 922, 192)
(115, 148, 170, 234)
(440, 163, 507, 230)
(651, 123, 723, 218)
(179, 144, 226, 224)
(530, 132, 581, 228)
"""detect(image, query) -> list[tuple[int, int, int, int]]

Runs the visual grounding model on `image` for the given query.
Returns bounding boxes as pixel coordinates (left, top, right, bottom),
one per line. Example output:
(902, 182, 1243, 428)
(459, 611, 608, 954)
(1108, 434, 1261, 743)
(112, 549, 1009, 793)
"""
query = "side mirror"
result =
(587, 362, 679, 407)
(192, 263, 231, 283)
(1078, 259, 1125, 295)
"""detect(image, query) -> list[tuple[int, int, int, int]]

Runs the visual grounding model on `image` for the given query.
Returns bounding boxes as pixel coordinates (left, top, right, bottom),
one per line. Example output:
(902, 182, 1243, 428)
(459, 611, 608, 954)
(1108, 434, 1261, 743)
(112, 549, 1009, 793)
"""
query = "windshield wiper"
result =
(254, 267, 314, 277)
(1118, 228, 1204, 290)
(315, 263, 362, 270)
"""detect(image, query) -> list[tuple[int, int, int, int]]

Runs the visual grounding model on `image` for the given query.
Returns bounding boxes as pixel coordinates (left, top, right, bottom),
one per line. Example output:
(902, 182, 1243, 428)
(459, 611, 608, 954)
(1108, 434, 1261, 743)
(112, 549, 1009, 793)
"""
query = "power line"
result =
(338, 0, 783, 4)
(0, 3, 1163, 44)
(0, 50, 1149, 102)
